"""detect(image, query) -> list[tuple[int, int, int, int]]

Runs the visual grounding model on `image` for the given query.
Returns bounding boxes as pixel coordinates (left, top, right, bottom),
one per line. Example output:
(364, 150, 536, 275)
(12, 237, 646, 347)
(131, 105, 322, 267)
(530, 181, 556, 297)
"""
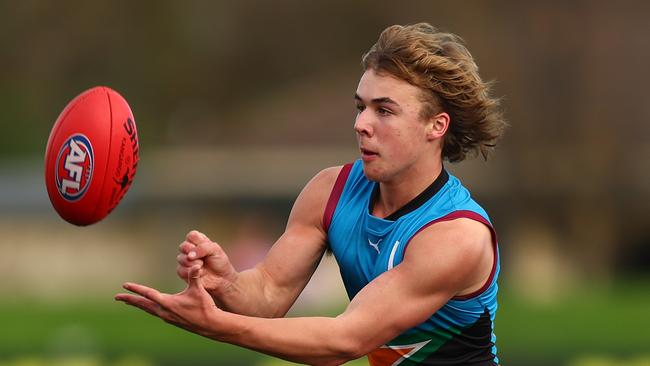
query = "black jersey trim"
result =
(420, 309, 497, 365)
(368, 168, 449, 221)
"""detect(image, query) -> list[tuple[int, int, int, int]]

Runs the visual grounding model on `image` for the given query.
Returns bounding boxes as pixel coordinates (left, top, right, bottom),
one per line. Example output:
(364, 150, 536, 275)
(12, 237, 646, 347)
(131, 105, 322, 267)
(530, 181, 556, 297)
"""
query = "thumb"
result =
(187, 265, 204, 291)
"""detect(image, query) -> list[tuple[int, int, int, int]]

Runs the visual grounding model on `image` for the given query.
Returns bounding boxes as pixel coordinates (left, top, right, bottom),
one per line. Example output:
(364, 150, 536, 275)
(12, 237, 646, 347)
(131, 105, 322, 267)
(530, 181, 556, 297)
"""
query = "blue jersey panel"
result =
(327, 160, 500, 365)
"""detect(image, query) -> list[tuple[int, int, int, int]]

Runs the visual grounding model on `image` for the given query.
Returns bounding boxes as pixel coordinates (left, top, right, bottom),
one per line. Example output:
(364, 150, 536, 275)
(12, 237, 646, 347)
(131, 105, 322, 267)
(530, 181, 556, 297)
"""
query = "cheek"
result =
(389, 126, 421, 155)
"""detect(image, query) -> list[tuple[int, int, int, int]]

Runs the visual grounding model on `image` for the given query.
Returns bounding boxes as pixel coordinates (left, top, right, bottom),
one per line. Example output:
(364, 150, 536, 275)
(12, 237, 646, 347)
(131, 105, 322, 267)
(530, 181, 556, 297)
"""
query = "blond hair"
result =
(362, 23, 506, 162)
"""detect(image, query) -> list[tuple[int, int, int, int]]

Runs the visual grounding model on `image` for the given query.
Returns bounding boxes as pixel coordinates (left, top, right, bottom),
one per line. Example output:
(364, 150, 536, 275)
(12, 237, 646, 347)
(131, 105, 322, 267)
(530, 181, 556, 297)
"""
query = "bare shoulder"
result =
(287, 166, 344, 230)
(300, 166, 343, 205)
(413, 218, 492, 250)
(404, 218, 494, 296)
(308, 166, 343, 193)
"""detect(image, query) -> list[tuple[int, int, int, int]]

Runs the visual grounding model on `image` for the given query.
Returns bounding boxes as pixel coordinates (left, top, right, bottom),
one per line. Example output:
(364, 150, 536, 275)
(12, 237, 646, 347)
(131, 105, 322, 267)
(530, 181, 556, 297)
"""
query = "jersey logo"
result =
(368, 238, 382, 253)
(55, 134, 94, 201)
(369, 340, 431, 366)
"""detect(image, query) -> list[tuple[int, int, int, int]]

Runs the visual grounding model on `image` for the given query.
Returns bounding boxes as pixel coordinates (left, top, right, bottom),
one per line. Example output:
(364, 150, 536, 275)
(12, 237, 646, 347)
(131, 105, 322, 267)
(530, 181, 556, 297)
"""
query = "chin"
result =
(361, 163, 384, 182)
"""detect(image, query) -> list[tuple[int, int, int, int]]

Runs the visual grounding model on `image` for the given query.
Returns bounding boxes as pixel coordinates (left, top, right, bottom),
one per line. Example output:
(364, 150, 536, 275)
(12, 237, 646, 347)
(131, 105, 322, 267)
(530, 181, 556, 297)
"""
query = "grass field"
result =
(495, 278, 650, 365)
(0, 280, 648, 366)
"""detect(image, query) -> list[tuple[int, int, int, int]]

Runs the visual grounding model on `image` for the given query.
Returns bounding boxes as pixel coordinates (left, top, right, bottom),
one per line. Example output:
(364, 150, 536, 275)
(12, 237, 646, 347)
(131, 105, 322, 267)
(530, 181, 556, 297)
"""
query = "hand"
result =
(177, 230, 239, 297)
(115, 265, 223, 337)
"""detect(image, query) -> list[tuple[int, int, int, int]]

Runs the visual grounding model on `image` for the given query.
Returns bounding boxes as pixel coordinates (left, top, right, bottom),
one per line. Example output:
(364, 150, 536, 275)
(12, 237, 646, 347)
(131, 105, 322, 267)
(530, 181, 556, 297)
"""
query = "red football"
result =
(44, 86, 139, 226)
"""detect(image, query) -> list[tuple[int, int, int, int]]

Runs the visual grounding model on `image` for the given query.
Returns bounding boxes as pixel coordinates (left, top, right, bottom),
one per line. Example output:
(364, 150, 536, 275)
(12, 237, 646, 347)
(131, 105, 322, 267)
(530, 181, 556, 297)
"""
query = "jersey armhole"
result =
(404, 210, 499, 301)
(322, 163, 353, 233)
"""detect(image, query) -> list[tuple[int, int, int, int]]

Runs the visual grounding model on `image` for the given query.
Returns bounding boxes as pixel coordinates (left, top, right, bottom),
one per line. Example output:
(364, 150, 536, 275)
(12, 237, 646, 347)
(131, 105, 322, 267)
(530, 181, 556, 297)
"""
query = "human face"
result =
(354, 69, 436, 183)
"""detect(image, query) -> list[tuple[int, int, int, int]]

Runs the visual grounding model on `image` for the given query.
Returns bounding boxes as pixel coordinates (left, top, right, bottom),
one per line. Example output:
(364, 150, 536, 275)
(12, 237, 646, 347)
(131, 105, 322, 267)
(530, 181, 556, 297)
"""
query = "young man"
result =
(116, 23, 507, 365)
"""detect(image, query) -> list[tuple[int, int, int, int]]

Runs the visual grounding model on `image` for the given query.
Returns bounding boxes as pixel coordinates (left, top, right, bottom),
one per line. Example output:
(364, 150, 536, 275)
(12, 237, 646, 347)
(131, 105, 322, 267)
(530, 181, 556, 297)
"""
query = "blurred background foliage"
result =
(1, 0, 649, 365)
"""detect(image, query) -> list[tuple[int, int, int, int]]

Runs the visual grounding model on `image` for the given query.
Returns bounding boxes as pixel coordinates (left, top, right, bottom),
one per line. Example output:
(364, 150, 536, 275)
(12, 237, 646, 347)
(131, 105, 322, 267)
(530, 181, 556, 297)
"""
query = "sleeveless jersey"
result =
(324, 160, 500, 366)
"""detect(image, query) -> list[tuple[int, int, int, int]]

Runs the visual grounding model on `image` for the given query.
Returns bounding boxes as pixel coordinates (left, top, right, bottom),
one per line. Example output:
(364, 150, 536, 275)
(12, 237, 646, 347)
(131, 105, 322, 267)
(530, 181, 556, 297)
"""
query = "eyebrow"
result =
(354, 93, 400, 107)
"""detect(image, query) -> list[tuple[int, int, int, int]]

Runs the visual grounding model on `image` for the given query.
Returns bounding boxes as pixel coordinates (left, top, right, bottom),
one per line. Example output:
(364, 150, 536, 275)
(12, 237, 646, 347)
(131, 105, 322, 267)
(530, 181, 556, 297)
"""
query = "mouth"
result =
(360, 147, 379, 161)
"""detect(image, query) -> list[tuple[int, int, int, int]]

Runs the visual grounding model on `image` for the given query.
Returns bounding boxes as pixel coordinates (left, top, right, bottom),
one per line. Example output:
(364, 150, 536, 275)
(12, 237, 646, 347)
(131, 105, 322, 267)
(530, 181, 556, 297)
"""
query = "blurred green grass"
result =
(0, 299, 260, 365)
(496, 278, 650, 365)
(1, 279, 649, 366)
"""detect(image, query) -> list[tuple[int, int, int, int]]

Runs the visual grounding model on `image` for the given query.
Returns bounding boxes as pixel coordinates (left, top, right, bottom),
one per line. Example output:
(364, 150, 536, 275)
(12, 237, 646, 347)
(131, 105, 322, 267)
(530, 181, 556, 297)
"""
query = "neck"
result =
(373, 158, 443, 219)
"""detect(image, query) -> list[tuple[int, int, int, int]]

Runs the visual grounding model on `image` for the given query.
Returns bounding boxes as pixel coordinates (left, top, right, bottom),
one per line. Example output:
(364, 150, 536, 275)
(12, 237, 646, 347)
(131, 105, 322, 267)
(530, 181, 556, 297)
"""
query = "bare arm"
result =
(178, 166, 341, 318)
(118, 218, 494, 366)
(213, 218, 494, 365)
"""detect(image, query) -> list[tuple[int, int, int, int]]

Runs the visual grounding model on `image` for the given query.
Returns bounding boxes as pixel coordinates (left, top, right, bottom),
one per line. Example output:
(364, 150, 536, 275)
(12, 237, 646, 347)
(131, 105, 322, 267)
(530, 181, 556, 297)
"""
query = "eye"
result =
(377, 107, 392, 116)
(355, 104, 366, 113)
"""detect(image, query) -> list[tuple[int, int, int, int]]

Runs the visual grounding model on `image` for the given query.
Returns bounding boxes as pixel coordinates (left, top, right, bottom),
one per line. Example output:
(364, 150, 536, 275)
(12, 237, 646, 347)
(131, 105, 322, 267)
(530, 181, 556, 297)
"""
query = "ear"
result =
(425, 112, 450, 140)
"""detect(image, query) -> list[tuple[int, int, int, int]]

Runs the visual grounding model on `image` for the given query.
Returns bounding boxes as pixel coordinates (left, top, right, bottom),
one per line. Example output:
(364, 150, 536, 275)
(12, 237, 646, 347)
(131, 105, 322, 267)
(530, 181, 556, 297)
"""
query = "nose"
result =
(354, 110, 373, 137)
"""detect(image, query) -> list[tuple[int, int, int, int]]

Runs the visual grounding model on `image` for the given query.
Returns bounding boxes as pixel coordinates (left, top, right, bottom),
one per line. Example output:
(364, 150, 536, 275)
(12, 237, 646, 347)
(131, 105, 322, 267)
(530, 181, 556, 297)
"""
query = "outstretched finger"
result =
(115, 293, 161, 317)
(123, 282, 166, 305)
